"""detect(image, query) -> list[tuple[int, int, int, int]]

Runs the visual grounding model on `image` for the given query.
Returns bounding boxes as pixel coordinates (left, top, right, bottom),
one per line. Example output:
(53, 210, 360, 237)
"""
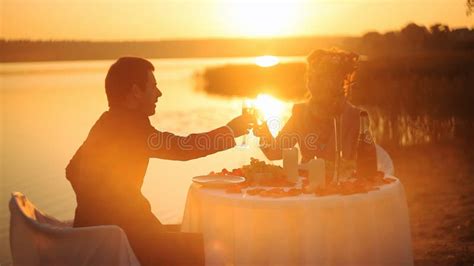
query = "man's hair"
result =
(105, 57, 155, 107)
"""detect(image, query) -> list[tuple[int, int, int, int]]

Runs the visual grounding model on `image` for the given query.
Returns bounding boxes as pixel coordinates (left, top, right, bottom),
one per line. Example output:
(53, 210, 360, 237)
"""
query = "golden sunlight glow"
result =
(253, 94, 285, 137)
(255, 56, 280, 67)
(224, 0, 302, 37)
(2, 1, 471, 40)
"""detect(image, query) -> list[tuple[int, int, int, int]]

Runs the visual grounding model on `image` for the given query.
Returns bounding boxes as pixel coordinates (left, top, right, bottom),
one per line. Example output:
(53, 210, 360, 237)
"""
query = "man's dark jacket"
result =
(66, 107, 235, 265)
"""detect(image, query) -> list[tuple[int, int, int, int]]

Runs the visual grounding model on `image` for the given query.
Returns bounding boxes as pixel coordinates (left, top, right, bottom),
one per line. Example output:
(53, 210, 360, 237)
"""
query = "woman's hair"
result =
(306, 48, 359, 97)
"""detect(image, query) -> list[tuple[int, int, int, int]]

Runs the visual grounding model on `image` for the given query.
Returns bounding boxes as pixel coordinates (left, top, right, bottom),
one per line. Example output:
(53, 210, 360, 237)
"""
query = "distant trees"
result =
(400, 23, 430, 49)
(0, 37, 350, 62)
(468, 0, 474, 15)
(359, 23, 474, 56)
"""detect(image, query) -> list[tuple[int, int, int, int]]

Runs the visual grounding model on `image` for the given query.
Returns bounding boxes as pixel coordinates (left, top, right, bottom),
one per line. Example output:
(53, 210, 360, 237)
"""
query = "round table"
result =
(181, 177, 413, 266)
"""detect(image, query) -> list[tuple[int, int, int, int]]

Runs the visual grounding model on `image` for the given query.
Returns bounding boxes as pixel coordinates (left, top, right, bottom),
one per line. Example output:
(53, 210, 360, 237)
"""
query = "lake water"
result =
(0, 57, 302, 264)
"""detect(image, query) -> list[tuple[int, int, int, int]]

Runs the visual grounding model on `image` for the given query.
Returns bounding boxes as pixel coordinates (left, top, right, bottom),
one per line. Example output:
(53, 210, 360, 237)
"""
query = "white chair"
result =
(375, 144, 395, 176)
(9, 192, 140, 266)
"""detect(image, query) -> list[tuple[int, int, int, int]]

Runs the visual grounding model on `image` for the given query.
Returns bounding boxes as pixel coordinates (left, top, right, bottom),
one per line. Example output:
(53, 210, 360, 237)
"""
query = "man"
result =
(66, 57, 253, 265)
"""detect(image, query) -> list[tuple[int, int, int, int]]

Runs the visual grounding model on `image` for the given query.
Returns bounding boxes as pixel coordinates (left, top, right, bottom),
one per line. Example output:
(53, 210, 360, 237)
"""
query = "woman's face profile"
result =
(307, 70, 346, 117)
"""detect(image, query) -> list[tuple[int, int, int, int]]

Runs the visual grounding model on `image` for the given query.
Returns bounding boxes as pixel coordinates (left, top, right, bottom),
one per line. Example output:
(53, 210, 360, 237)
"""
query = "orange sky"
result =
(1, 0, 473, 40)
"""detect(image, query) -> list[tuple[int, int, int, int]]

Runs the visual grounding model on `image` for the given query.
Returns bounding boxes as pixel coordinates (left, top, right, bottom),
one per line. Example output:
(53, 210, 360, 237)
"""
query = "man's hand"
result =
(226, 114, 256, 138)
(252, 122, 273, 138)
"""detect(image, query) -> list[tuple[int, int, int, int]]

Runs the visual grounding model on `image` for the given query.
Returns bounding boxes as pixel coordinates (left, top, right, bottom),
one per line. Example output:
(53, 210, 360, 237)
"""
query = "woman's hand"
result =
(252, 122, 273, 139)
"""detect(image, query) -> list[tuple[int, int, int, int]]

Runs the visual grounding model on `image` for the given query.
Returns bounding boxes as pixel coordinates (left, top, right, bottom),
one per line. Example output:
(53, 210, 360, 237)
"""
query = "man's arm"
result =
(146, 114, 254, 161)
(147, 126, 236, 161)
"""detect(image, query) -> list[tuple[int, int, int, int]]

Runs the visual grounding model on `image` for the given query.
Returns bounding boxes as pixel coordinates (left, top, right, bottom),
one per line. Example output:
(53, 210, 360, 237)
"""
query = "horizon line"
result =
(0, 34, 360, 43)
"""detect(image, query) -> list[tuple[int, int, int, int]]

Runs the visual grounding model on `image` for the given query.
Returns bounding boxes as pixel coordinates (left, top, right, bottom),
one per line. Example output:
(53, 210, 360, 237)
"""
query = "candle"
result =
(308, 159, 326, 188)
(283, 147, 299, 182)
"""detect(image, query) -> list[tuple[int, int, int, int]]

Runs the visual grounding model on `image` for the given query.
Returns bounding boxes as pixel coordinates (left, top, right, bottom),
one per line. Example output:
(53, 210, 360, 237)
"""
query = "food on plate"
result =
(213, 159, 396, 197)
(210, 158, 295, 187)
(208, 167, 243, 177)
(241, 158, 295, 186)
(313, 173, 395, 196)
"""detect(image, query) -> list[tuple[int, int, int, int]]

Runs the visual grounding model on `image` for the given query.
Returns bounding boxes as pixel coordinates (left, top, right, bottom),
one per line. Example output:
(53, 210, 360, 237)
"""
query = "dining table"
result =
(181, 176, 413, 266)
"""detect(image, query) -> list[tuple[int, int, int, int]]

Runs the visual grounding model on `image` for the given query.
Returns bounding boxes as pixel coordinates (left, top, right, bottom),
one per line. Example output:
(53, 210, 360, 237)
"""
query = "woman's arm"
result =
(256, 105, 301, 160)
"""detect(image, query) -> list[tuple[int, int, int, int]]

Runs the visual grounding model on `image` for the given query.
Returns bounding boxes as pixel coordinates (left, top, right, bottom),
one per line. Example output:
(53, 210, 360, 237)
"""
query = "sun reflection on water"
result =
(253, 93, 287, 137)
(255, 56, 280, 67)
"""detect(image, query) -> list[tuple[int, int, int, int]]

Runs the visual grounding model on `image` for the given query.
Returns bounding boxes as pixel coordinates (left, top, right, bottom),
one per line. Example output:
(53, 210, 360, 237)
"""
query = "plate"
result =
(192, 175, 245, 187)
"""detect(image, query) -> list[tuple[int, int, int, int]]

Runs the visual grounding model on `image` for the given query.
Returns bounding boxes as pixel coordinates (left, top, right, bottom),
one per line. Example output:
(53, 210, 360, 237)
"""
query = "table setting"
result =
(182, 146, 413, 265)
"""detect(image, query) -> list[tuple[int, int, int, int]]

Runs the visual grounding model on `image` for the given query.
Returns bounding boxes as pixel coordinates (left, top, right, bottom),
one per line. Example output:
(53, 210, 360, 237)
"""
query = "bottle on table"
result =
(356, 111, 377, 180)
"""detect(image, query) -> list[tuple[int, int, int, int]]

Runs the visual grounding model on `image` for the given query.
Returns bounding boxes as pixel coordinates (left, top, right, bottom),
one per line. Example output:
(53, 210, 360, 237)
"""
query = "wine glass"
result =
(240, 99, 254, 147)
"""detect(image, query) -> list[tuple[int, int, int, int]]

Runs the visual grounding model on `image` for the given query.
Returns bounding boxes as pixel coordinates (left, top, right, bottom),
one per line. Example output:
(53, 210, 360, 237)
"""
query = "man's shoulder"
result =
(85, 111, 112, 138)
(92, 110, 152, 134)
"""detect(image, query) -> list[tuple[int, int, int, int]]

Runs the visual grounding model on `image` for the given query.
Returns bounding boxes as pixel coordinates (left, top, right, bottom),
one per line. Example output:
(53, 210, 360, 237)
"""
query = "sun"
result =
(225, 0, 301, 37)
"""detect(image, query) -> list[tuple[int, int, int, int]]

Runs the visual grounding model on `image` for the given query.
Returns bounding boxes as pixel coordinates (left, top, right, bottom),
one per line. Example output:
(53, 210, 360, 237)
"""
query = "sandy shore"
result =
(388, 142, 474, 265)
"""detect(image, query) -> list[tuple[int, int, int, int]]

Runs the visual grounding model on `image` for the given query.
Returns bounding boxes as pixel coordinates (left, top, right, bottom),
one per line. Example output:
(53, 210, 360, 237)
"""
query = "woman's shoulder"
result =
(344, 102, 367, 117)
(291, 102, 308, 115)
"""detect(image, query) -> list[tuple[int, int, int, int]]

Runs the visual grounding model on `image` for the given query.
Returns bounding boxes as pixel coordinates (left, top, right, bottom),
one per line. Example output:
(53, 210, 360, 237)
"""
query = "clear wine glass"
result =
(240, 99, 254, 147)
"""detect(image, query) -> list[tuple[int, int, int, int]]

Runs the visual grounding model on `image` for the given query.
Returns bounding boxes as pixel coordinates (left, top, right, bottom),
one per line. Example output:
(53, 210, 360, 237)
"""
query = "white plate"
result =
(192, 175, 245, 187)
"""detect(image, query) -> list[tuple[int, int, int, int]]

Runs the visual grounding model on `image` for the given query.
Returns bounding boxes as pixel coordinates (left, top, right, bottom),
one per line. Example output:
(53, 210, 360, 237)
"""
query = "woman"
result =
(254, 48, 365, 164)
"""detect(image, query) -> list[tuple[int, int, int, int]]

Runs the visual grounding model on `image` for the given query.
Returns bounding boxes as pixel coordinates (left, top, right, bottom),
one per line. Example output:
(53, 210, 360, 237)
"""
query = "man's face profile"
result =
(131, 70, 162, 116)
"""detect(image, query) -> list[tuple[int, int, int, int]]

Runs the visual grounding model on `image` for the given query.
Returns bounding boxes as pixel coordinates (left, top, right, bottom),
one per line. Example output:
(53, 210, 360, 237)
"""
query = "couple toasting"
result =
(66, 48, 364, 265)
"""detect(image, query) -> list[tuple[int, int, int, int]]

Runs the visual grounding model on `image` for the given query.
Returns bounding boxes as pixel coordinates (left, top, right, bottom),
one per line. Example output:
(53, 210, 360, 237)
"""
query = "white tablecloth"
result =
(181, 177, 413, 266)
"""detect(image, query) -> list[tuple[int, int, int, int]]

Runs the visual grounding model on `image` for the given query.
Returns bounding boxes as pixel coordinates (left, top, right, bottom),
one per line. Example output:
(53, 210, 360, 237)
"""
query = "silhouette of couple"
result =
(66, 49, 364, 265)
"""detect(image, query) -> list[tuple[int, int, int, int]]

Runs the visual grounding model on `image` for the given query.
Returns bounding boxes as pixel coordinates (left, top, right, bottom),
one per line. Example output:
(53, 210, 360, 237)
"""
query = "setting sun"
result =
(224, 0, 302, 37)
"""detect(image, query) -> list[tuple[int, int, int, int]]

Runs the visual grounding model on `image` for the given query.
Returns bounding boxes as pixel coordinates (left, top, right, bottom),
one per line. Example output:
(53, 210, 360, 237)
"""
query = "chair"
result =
(375, 144, 395, 176)
(9, 192, 140, 266)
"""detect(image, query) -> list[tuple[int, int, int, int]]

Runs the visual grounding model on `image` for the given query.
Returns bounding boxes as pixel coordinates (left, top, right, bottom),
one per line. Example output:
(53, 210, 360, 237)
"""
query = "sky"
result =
(1, 0, 473, 40)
